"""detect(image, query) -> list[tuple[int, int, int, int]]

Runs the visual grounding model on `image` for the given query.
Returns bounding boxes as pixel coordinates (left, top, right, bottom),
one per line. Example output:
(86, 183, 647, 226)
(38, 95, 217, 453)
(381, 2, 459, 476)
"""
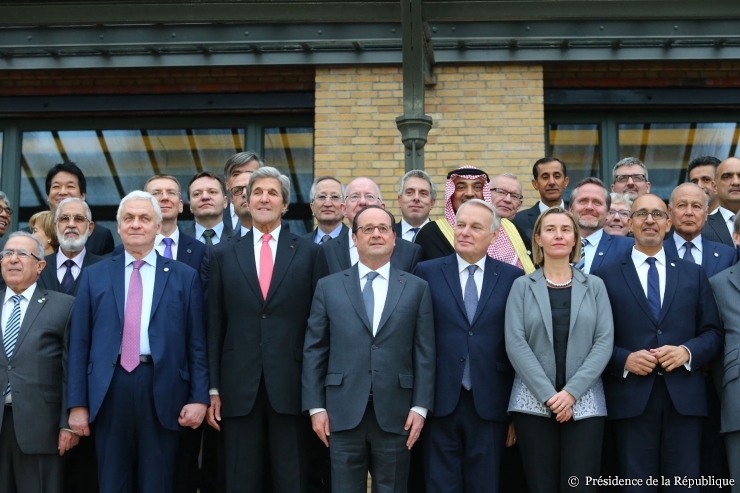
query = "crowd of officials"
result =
(2, 152, 740, 493)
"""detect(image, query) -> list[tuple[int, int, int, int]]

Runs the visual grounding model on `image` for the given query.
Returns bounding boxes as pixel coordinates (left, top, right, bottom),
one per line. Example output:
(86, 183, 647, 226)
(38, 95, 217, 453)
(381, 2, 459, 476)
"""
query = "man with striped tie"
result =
(0, 231, 76, 493)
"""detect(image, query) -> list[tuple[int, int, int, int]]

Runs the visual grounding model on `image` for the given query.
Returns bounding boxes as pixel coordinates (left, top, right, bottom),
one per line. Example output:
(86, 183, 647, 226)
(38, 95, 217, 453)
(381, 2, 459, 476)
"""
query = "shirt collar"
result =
(253, 225, 281, 246)
(455, 253, 486, 274)
(631, 246, 666, 267)
(156, 227, 180, 247)
(401, 218, 429, 236)
(316, 222, 344, 242)
(718, 207, 736, 223)
(56, 247, 86, 269)
(5, 283, 37, 303)
(673, 232, 703, 252)
(583, 228, 603, 246)
(124, 247, 158, 268)
(538, 200, 565, 214)
(357, 261, 391, 281)
(195, 221, 224, 240)
(241, 226, 251, 237)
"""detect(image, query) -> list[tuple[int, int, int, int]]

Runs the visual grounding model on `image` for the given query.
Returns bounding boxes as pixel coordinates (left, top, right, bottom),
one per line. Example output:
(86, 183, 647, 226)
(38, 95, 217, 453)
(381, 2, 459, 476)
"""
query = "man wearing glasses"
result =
(321, 177, 422, 274)
(396, 170, 436, 243)
(611, 157, 651, 200)
(305, 176, 347, 244)
(592, 194, 722, 491)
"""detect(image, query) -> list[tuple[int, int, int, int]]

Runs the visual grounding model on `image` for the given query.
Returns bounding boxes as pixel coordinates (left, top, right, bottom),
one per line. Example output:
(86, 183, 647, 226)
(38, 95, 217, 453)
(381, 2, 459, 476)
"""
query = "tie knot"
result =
(646, 257, 657, 266)
(262, 233, 273, 243)
(581, 238, 588, 248)
(321, 234, 331, 244)
(731, 215, 737, 223)
(467, 265, 477, 276)
(10, 295, 22, 305)
(202, 229, 216, 239)
(162, 237, 173, 247)
(366, 271, 379, 283)
(132, 259, 145, 271)
(63, 259, 75, 268)
(685, 241, 694, 251)
(411, 227, 420, 234)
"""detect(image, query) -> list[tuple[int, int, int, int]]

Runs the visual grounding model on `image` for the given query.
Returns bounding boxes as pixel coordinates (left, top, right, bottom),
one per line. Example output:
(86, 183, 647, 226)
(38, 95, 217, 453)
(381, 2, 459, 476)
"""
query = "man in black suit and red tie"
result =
(207, 166, 328, 493)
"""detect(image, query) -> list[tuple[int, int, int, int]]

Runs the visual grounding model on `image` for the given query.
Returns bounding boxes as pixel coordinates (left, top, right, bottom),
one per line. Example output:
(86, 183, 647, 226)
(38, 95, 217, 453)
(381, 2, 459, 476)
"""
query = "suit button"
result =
(372, 345, 378, 350)
(7, 366, 11, 370)
(460, 357, 465, 362)
(111, 362, 116, 367)
(657, 330, 662, 335)
(368, 370, 372, 374)
(262, 314, 267, 319)
(469, 331, 473, 336)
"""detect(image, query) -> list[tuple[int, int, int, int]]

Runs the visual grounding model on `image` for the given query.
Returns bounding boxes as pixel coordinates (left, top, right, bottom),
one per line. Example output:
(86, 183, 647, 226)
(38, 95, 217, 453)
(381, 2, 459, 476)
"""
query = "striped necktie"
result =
(575, 238, 587, 270)
(3, 295, 23, 396)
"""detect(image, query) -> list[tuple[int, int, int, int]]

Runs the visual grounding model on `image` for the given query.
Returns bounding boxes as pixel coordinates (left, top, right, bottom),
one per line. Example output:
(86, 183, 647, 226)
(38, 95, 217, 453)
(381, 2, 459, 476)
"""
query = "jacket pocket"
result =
(179, 369, 191, 382)
(399, 374, 414, 389)
(723, 364, 739, 388)
(324, 373, 343, 386)
(87, 362, 94, 375)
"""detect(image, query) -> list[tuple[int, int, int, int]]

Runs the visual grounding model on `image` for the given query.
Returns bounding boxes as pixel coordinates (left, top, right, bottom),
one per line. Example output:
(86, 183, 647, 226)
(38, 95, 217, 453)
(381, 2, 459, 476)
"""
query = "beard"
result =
(58, 227, 90, 253)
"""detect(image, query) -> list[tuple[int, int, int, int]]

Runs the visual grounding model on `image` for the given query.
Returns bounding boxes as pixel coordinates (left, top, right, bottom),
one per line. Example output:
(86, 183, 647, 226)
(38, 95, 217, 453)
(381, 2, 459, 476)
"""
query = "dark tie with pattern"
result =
(575, 238, 587, 270)
(60, 259, 76, 293)
(410, 228, 420, 242)
(683, 242, 696, 263)
(646, 257, 661, 321)
(3, 295, 23, 396)
(363, 272, 379, 332)
(202, 229, 216, 246)
(462, 265, 478, 390)
(162, 237, 174, 259)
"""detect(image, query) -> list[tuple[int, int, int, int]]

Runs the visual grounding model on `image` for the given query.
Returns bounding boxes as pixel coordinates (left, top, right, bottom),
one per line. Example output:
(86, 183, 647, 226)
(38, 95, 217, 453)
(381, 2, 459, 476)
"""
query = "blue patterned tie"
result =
(575, 238, 587, 270)
(462, 265, 478, 390)
(60, 259, 75, 293)
(363, 272, 379, 332)
(3, 295, 23, 396)
(646, 257, 661, 321)
(683, 242, 696, 263)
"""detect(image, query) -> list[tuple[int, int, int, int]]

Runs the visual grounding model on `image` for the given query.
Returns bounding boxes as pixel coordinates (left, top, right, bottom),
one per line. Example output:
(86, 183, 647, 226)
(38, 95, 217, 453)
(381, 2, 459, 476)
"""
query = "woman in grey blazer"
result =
(505, 207, 614, 493)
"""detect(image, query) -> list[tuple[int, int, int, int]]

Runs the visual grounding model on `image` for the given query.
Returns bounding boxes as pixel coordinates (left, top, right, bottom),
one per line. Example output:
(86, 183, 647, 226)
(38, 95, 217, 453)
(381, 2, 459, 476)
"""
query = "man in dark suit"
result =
(323, 177, 422, 274)
(512, 157, 569, 243)
(688, 156, 721, 214)
(303, 205, 435, 493)
(183, 171, 234, 245)
(396, 170, 436, 242)
(569, 177, 635, 274)
(207, 167, 328, 493)
(223, 152, 263, 232)
(703, 157, 740, 247)
(593, 194, 722, 491)
(305, 176, 348, 244)
(0, 232, 77, 493)
(413, 199, 522, 493)
(67, 191, 210, 493)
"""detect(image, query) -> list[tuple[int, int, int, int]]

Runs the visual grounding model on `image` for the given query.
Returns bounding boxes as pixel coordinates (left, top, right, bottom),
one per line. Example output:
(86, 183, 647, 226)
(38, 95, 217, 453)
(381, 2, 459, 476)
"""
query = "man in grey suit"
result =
(303, 205, 435, 493)
(0, 231, 77, 493)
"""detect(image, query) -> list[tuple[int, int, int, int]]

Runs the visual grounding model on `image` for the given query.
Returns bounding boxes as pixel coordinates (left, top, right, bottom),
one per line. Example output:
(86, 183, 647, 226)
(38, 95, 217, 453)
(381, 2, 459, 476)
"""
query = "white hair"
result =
(116, 191, 162, 225)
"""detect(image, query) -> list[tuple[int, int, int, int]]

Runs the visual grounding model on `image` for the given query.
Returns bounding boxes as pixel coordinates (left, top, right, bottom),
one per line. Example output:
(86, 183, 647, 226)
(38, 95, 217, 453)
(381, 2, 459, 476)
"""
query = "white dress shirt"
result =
(456, 254, 485, 298)
(154, 228, 180, 260)
(717, 207, 737, 236)
(581, 228, 604, 275)
(195, 221, 225, 245)
(229, 203, 239, 230)
(240, 226, 251, 237)
(124, 248, 157, 356)
(313, 222, 344, 244)
(56, 248, 87, 284)
(400, 219, 430, 243)
(253, 225, 280, 279)
(348, 233, 359, 266)
(672, 232, 703, 265)
(538, 200, 566, 214)
(2, 283, 36, 404)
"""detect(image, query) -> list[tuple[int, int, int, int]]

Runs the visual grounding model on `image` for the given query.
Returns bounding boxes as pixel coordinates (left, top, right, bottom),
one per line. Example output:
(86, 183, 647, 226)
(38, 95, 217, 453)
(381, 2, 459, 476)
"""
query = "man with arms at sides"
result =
(396, 170, 436, 242)
(610, 157, 651, 201)
(224, 152, 263, 232)
(305, 176, 347, 244)
(207, 167, 328, 493)
(415, 167, 534, 273)
(0, 232, 77, 493)
(512, 157, 569, 243)
(67, 191, 209, 493)
(688, 156, 721, 215)
(185, 171, 233, 245)
(413, 199, 522, 493)
(322, 177, 422, 274)
(604, 193, 632, 237)
(569, 177, 634, 275)
(303, 205, 435, 493)
(592, 194, 722, 492)
(0, 192, 12, 250)
(703, 157, 740, 247)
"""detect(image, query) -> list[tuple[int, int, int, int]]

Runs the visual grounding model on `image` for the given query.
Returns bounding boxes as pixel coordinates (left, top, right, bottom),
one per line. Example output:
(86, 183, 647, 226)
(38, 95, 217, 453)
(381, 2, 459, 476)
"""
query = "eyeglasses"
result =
(150, 189, 181, 198)
(58, 214, 89, 224)
(356, 224, 393, 235)
(614, 174, 647, 183)
(607, 209, 630, 219)
(490, 187, 524, 202)
(314, 194, 343, 204)
(229, 185, 248, 197)
(347, 193, 378, 204)
(630, 209, 669, 220)
(0, 249, 42, 261)
(0, 206, 13, 216)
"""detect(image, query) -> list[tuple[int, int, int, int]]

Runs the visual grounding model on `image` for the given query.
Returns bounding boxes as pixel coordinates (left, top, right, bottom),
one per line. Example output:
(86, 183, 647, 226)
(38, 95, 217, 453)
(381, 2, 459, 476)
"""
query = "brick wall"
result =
(314, 64, 545, 220)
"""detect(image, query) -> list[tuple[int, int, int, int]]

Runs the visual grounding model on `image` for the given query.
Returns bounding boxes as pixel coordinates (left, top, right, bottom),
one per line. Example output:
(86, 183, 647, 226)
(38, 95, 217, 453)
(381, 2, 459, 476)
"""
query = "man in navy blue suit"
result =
(67, 190, 210, 493)
(569, 177, 634, 274)
(413, 199, 522, 493)
(593, 194, 722, 492)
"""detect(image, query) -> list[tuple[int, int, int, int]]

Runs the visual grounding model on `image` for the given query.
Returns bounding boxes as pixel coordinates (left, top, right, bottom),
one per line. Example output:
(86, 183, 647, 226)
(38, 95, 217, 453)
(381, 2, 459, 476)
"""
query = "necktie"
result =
(121, 260, 145, 372)
(60, 259, 76, 293)
(321, 234, 331, 244)
(462, 265, 478, 390)
(2, 295, 23, 396)
(410, 228, 420, 242)
(259, 233, 273, 300)
(646, 257, 661, 321)
(683, 241, 696, 263)
(363, 272, 379, 332)
(202, 229, 216, 246)
(575, 238, 587, 270)
(162, 237, 174, 259)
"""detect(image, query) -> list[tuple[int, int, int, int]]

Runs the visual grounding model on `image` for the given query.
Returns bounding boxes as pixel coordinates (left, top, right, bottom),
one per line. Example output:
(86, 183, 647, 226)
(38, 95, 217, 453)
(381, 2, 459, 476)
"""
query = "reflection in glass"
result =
(548, 123, 600, 198)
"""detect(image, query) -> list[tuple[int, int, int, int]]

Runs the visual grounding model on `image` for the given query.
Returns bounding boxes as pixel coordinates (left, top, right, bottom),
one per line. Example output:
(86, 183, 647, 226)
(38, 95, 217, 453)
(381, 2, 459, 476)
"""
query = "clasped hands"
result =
(546, 390, 576, 423)
(625, 345, 690, 376)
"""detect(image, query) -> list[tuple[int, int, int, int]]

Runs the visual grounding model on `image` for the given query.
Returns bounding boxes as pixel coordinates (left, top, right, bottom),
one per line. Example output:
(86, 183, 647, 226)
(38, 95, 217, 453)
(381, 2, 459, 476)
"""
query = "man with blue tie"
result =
(67, 191, 210, 493)
(593, 194, 722, 491)
(413, 199, 522, 493)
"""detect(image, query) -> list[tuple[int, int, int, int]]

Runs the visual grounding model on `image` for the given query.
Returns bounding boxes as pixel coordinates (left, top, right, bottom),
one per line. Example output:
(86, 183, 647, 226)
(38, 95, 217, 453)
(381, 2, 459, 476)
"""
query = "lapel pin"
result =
(398, 280, 404, 284)
(290, 245, 294, 249)
(715, 252, 719, 257)
(38, 298, 44, 303)
(187, 249, 192, 254)
(598, 252, 604, 256)
(164, 267, 170, 272)
(670, 262, 676, 267)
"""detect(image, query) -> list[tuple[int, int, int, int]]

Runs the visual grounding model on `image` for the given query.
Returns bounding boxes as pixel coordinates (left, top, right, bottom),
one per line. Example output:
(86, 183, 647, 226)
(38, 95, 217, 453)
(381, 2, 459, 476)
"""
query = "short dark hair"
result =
(45, 162, 87, 196)
(352, 205, 396, 234)
(224, 151, 264, 179)
(687, 156, 721, 178)
(569, 177, 611, 210)
(187, 171, 226, 199)
(533, 157, 566, 180)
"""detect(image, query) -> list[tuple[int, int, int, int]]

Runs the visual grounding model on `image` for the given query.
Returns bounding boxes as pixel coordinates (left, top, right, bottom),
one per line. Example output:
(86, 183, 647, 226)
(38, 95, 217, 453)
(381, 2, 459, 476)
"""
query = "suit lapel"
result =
(342, 265, 372, 332)
(235, 231, 263, 302)
(473, 258, 501, 326)
(702, 243, 719, 275)
(709, 214, 733, 245)
(110, 256, 126, 324)
(441, 256, 467, 323)
(334, 229, 352, 270)
(149, 255, 170, 321)
(658, 255, 679, 325)
(177, 235, 193, 266)
(12, 286, 46, 355)
(620, 255, 657, 323)
(376, 268, 405, 335)
(591, 232, 612, 273)
(43, 254, 62, 290)
(265, 229, 298, 303)
(729, 266, 740, 295)
(529, 270, 553, 344)
(569, 272, 587, 334)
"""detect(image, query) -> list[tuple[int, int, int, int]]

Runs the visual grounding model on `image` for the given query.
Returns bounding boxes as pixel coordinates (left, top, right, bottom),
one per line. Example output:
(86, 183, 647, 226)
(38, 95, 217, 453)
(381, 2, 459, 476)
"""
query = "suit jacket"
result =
(708, 265, 740, 433)
(180, 219, 234, 245)
(413, 255, 523, 421)
(303, 224, 349, 244)
(0, 286, 75, 454)
(593, 251, 722, 420)
(587, 231, 635, 274)
(37, 251, 104, 296)
(207, 229, 328, 418)
(663, 236, 737, 278)
(505, 268, 613, 416)
(702, 212, 734, 247)
(511, 203, 540, 243)
(113, 230, 207, 272)
(67, 254, 209, 431)
(323, 227, 422, 274)
(302, 265, 435, 434)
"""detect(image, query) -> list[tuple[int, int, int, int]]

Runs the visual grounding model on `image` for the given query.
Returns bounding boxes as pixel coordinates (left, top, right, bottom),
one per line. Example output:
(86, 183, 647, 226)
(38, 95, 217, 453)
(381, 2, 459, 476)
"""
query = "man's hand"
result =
(207, 395, 222, 431)
(311, 411, 331, 448)
(505, 422, 517, 447)
(58, 430, 80, 456)
(625, 350, 658, 376)
(651, 345, 690, 372)
(68, 407, 90, 437)
(179, 403, 208, 429)
(404, 411, 425, 450)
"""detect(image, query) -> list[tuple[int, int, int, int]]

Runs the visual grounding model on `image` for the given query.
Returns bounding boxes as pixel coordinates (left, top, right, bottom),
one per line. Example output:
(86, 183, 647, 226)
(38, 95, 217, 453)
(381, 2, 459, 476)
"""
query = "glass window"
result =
(548, 123, 600, 197)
